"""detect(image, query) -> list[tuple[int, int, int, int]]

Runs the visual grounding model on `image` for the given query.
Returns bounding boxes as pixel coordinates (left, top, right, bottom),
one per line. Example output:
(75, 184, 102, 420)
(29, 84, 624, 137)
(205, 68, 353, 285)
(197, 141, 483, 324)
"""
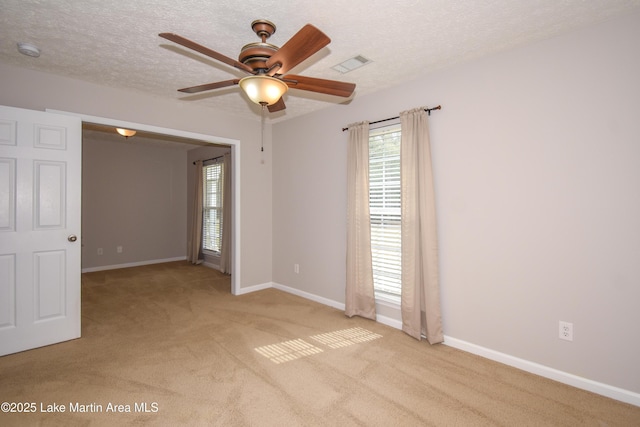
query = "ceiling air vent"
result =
(331, 55, 372, 74)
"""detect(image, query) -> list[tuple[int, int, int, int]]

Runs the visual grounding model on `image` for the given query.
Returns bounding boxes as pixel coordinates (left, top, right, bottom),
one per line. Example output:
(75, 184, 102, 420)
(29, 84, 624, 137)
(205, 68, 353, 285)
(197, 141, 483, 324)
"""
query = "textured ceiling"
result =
(2, 0, 640, 123)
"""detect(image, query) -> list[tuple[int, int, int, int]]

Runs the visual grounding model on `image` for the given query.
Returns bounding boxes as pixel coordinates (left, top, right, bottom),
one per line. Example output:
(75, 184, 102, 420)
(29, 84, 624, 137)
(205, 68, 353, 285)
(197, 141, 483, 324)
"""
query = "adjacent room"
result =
(80, 123, 232, 275)
(1, 1, 639, 425)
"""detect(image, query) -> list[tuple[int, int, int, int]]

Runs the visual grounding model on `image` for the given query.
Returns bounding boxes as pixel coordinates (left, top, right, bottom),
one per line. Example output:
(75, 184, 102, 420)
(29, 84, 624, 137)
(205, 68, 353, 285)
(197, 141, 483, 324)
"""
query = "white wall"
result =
(0, 63, 272, 289)
(81, 133, 187, 269)
(272, 12, 640, 395)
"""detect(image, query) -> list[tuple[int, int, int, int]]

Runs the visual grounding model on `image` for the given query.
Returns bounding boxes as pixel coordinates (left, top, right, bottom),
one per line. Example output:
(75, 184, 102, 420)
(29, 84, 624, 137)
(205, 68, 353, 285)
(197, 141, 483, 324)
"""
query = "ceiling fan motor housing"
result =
(239, 42, 278, 71)
(241, 20, 279, 72)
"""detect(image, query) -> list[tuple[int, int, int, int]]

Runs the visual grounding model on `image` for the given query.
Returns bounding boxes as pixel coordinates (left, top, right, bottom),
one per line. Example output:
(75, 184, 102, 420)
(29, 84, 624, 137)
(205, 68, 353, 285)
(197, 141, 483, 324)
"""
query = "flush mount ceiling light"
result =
(238, 75, 288, 106)
(17, 42, 41, 58)
(116, 128, 136, 138)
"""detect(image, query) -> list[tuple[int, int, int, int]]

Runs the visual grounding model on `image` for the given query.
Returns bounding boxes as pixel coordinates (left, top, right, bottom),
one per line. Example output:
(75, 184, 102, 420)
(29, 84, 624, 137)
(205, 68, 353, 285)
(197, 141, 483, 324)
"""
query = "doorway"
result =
(56, 110, 241, 295)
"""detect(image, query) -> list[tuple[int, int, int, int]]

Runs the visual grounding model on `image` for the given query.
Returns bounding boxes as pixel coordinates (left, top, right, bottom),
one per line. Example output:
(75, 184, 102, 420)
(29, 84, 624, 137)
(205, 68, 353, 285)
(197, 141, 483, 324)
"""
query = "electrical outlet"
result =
(559, 321, 573, 341)
(97, 248, 103, 255)
(294, 264, 300, 274)
(117, 246, 123, 253)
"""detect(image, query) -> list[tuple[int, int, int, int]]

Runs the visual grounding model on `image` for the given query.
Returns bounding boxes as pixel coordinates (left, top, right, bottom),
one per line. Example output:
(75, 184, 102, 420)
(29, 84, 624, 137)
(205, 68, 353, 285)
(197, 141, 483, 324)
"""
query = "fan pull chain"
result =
(260, 104, 266, 164)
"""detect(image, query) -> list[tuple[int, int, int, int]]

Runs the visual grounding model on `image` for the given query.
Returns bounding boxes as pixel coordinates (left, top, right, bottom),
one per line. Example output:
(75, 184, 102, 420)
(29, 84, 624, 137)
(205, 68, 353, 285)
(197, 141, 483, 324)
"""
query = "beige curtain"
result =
(400, 108, 443, 344)
(220, 153, 232, 274)
(345, 121, 376, 320)
(188, 160, 204, 264)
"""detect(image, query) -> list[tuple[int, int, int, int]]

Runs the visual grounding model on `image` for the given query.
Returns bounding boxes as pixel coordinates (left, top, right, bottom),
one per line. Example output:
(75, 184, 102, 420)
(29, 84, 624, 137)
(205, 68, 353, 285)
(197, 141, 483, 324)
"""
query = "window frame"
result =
(369, 123, 402, 305)
(202, 160, 224, 255)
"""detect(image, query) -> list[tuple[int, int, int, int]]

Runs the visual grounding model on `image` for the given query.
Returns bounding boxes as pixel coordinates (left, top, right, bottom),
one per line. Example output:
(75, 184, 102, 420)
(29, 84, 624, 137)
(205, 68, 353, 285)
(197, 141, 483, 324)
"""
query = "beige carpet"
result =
(1, 261, 638, 426)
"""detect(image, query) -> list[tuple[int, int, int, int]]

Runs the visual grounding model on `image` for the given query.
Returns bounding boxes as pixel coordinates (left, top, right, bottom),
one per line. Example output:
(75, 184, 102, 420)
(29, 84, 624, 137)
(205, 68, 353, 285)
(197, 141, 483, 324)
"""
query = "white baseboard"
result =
(81, 257, 187, 273)
(375, 314, 403, 330)
(202, 261, 219, 270)
(243, 281, 640, 408)
(272, 282, 345, 310)
(442, 336, 640, 407)
(271, 282, 401, 329)
(234, 281, 273, 295)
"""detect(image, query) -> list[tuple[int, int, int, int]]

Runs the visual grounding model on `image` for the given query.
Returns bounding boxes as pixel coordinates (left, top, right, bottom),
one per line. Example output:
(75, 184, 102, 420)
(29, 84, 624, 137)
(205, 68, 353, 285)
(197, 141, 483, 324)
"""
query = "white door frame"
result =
(49, 110, 241, 295)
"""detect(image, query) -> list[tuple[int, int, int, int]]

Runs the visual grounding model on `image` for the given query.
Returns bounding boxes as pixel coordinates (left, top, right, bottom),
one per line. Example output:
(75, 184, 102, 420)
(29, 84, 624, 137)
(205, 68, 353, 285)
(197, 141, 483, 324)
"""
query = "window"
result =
(369, 124, 402, 304)
(203, 161, 224, 253)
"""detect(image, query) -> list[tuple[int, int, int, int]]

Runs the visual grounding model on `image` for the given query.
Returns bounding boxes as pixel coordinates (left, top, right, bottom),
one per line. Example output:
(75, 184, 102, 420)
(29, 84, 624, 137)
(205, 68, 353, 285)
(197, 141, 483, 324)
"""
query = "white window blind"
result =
(203, 161, 224, 253)
(369, 124, 402, 303)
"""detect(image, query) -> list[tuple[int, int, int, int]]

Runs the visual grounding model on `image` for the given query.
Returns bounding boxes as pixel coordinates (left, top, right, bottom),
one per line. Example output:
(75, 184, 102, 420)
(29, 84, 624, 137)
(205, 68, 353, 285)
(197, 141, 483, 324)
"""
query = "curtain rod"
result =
(341, 105, 441, 132)
(193, 155, 224, 165)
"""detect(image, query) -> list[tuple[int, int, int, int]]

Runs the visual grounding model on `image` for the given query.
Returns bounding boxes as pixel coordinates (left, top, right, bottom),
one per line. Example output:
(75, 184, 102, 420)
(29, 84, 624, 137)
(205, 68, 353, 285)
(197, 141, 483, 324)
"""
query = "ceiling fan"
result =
(159, 20, 356, 113)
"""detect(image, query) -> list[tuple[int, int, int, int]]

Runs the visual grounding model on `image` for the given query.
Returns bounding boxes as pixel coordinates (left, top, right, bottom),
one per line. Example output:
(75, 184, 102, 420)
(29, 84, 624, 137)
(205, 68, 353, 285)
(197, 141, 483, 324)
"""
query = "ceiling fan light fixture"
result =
(239, 75, 288, 106)
(116, 128, 136, 138)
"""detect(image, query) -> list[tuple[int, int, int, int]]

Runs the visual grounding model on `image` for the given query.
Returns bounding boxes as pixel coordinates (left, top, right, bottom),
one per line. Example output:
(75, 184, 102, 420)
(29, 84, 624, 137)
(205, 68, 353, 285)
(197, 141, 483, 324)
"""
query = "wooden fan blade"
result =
(282, 75, 355, 97)
(178, 79, 239, 94)
(159, 33, 254, 74)
(265, 24, 330, 75)
(267, 97, 286, 112)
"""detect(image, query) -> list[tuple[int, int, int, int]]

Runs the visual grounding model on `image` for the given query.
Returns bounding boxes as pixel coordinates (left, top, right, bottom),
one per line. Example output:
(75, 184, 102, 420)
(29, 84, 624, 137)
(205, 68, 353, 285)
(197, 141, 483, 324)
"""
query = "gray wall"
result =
(81, 133, 188, 269)
(272, 12, 640, 394)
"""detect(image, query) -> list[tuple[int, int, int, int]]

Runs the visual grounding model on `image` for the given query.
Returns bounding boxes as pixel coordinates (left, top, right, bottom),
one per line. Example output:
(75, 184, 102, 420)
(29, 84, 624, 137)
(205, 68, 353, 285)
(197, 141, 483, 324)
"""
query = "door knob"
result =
(68, 234, 77, 242)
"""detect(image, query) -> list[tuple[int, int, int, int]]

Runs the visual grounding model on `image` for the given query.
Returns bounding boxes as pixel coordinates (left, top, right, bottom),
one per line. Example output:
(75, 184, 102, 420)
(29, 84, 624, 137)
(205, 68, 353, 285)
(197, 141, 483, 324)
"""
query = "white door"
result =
(0, 105, 82, 356)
